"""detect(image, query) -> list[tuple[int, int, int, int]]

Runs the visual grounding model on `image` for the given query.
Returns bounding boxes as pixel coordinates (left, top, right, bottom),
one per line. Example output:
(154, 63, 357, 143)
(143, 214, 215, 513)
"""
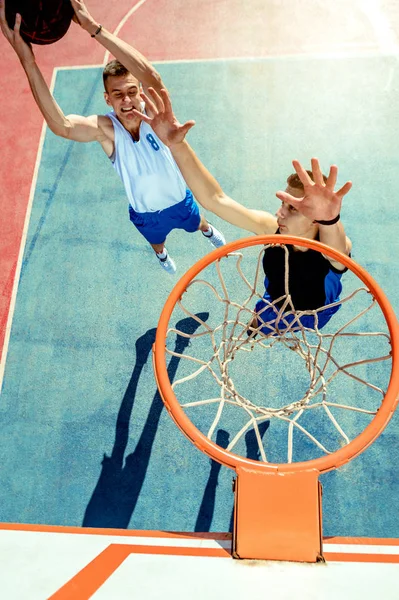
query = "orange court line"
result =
(0, 523, 398, 548)
(0, 522, 231, 540)
(49, 543, 230, 600)
(325, 552, 399, 563)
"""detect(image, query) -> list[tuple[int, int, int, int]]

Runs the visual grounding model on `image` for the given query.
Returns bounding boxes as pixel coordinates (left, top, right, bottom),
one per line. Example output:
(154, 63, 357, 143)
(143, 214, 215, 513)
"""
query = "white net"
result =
(163, 242, 393, 465)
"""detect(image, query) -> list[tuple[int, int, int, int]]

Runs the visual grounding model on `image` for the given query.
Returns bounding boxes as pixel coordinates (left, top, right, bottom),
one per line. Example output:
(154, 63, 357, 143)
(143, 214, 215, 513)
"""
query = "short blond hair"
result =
(286, 170, 327, 190)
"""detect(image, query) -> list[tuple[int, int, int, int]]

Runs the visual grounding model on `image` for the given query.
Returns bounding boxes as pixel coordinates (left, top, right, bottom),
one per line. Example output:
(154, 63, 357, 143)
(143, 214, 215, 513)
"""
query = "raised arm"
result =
(133, 88, 277, 235)
(276, 158, 352, 267)
(71, 0, 164, 94)
(0, 2, 109, 144)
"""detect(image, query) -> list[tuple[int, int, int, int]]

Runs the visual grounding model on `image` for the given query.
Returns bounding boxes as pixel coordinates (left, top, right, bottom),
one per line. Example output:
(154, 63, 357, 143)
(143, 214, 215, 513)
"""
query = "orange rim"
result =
(154, 235, 399, 474)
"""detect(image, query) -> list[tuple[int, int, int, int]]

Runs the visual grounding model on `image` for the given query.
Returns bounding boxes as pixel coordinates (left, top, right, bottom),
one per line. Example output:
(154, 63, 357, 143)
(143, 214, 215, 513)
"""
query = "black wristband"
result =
(91, 24, 102, 37)
(313, 214, 340, 226)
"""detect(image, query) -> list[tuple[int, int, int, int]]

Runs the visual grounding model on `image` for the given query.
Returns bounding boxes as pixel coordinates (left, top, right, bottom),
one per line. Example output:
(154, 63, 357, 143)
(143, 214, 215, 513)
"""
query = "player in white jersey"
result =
(0, 0, 225, 275)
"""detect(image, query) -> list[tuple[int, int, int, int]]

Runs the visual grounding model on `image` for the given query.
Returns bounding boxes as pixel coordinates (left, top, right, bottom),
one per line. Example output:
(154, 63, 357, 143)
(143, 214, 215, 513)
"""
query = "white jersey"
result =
(106, 111, 187, 213)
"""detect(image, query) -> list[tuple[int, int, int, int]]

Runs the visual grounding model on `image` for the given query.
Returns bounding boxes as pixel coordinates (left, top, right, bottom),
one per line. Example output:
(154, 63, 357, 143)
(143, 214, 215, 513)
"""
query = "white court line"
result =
(51, 48, 399, 76)
(150, 49, 399, 64)
(55, 63, 104, 71)
(103, 0, 151, 66)
(0, 530, 232, 550)
(324, 543, 399, 555)
(0, 69, 58, 394)
(2, 529, 397, 555)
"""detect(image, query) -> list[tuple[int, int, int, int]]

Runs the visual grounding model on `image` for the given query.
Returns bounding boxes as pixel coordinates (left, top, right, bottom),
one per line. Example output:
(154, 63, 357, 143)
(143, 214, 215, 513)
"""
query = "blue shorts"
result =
(128, 190, 201, 245)
(254, 299, 341, 334)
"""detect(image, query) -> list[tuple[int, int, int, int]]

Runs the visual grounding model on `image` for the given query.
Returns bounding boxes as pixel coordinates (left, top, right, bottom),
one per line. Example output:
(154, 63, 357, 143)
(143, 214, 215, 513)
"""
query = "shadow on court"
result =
(83, 313, 209, 529)
(195, 422, 270, 532)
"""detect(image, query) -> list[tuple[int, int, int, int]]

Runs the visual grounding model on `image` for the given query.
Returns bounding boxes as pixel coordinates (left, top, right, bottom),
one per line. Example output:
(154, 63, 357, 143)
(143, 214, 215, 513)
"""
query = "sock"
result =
(156, 250, 167, 260)
(202, 226, 213, 237)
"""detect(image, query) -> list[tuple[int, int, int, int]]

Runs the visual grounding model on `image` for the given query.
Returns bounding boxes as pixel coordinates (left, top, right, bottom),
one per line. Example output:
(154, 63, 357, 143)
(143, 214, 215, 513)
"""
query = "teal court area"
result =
(1, 55, 398, 542)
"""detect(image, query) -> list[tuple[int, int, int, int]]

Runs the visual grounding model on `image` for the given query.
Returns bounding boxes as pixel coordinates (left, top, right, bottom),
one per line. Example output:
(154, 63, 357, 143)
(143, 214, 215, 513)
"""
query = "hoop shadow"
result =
(195, 422, 270, 532)
(83, 312, 209, 528)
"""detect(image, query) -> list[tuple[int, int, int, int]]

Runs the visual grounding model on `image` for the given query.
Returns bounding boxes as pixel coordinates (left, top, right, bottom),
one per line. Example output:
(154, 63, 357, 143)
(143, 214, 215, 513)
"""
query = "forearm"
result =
(171, 141, 224, 207)
(170, 141, 271, 233)
(22, 60, 69, 136)
(83, 21, 163, 90)
(318, 220, 350, 255)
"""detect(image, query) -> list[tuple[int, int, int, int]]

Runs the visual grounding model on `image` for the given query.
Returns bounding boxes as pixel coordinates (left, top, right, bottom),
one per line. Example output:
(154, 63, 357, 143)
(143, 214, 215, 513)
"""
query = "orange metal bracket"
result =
(232, 466, 323, 562)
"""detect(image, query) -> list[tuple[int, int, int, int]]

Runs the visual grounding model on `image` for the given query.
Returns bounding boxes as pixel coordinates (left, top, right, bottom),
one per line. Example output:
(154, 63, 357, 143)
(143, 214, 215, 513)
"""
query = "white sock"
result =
(202, 226, 213, 237)
(156, 250, 167, 260)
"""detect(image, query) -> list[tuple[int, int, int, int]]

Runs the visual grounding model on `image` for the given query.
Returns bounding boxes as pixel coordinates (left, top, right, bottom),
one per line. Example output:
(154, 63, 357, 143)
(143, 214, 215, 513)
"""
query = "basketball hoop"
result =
(153, 235, 399, 562)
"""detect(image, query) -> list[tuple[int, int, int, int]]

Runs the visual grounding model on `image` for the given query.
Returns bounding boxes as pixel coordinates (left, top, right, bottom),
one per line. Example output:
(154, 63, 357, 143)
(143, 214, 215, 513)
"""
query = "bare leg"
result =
(151, 242, 166, 254)
(198, 214, 211, 232)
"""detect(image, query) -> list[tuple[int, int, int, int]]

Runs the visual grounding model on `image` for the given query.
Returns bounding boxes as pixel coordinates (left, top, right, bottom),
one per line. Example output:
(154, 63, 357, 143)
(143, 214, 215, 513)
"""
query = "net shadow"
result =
(195, 421, 270, 532)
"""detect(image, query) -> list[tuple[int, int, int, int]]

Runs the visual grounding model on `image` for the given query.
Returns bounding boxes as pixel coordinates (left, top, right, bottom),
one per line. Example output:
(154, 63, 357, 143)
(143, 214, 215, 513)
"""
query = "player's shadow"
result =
(83, 312, 209, 529)
(195, 421, 270, 532)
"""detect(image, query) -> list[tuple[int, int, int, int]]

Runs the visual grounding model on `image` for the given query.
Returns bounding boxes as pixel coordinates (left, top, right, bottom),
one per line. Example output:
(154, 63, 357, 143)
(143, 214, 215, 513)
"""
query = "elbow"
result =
(51, 118, 72, 139)
(147, 69, 164, 91)
(49, 125, 68, 138)
(203, 190, 225, 211)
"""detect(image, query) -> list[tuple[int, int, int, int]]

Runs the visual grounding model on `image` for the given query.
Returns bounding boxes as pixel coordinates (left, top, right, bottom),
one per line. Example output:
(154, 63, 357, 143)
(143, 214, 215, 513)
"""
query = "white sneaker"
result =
(157, 250, 176, 275)
(202, 224, 226, 248)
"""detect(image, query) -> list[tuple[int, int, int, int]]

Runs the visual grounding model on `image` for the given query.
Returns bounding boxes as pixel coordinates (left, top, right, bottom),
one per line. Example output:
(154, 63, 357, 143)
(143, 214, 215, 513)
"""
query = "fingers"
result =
(159, 88, 173, 117)
(336, 180, 352, 198)
(180, 120, 196, 136)
(140, 90, 158, 117)
(295, 158, 348, 197)
(275, 190, 302, 206)
(0, 0, 12, 37)
(292, 159, 313, 187)
(132, 108, 152, 123)
(326, 165, 338, 190)
(311, 157, 325, 186)
(14, 11, 21, 34)
(146, 87, 165, 113)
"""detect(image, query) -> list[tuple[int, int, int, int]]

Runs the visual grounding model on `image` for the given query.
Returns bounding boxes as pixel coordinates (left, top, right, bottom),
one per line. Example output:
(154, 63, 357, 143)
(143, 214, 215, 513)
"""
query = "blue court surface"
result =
(1, 55, 399, 540)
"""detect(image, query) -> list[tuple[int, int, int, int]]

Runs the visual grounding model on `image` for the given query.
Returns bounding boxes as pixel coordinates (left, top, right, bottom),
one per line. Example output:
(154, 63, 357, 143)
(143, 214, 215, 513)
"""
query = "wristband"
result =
(91, 24, 102, 37)
(313, 214, 340, 226)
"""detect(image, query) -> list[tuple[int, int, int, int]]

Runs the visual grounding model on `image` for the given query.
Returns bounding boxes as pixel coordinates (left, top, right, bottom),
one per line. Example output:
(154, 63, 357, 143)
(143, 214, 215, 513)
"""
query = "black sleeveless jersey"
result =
(262, 236, 345, 311)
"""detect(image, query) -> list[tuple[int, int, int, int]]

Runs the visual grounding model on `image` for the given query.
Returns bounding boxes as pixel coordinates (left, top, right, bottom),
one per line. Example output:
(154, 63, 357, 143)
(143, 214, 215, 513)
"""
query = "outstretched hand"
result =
(70, 0, 96, 32)
(132, 87, 196, 147)
(276, 158, 352, 223)
(0, 0, 35, 64)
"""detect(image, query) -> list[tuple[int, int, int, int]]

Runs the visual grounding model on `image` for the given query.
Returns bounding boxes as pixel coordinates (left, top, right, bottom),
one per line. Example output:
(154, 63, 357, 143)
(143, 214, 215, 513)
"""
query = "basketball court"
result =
(0, 0, 399, 597)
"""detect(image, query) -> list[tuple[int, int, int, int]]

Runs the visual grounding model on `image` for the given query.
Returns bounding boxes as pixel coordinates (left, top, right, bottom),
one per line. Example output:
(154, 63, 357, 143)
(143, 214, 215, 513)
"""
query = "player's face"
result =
(276, 186, 316, 237)
(104, 74, 142, 125)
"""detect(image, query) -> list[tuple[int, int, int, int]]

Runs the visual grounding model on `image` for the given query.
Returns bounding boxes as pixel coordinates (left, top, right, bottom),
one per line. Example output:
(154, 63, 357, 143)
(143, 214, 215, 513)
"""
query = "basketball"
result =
(5, 0, 74, 45)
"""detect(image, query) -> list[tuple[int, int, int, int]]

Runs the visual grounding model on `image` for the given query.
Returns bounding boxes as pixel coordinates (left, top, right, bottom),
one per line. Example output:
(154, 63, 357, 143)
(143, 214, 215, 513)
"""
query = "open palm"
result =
(276, 158, 352, 222)
(133, 88, 195, 147)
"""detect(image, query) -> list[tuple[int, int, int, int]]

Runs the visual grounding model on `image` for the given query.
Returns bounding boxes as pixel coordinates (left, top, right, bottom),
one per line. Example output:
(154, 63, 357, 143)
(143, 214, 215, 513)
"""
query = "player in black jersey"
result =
(132, 88, 353, 331)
